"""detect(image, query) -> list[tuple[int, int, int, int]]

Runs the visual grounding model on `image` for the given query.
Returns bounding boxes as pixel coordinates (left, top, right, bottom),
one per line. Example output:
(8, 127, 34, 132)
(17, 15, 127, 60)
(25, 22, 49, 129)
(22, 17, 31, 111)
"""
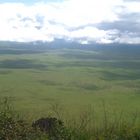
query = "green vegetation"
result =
(0, 97, 140, 140)
(0, 98, 48, 140)
(0, 42, 140, 139)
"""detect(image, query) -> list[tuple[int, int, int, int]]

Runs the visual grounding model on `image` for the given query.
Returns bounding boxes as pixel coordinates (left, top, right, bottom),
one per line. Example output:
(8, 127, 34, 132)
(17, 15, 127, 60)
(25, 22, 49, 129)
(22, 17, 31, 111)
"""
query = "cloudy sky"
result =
(0, 0, 140, 44)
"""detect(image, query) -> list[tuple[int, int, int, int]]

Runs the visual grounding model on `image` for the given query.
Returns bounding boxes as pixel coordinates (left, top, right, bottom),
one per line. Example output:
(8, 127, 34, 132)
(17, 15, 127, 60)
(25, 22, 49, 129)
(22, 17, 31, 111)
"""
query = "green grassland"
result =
(0, 42, 140, 123)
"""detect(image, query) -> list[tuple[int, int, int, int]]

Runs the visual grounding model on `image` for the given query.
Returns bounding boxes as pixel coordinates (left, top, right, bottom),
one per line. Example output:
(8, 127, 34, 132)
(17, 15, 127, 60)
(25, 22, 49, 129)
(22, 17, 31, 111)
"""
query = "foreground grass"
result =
(0, 98, 140, 140)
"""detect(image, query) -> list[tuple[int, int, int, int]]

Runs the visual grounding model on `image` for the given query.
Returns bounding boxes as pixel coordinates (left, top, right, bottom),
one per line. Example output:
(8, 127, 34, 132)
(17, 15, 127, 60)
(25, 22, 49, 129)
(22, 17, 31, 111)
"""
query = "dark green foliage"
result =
(0, 59, 46, 69)
(33, 117, 71, 140)
(0, 98, 48, 140)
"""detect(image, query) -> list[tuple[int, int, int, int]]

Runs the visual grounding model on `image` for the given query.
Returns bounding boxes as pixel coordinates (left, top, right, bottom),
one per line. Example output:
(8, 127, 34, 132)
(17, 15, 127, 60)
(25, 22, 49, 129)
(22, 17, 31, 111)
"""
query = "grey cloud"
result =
(20, 17, 33, 22)
(95, 2, 140, 44)
(16, 15, 45, 30)
(35, 15, 44, 25)
(48, 20, 68, 29)
(97, 20, 140, 32)
(47, 20, 85, 31)
(66, 24, 96, 32)
(97, 5, 140, 41)
(120, 12, 140, 22)
(48, 20, 96, 32)
(34, 26, 42, 30)
(34, 15, 45, 30)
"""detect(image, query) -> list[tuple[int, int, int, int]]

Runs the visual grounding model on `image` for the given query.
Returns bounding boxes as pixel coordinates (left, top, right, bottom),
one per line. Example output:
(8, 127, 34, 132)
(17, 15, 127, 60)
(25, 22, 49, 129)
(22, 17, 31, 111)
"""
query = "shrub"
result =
(0, 97, 48, 140)
(32, 117, 71, 140)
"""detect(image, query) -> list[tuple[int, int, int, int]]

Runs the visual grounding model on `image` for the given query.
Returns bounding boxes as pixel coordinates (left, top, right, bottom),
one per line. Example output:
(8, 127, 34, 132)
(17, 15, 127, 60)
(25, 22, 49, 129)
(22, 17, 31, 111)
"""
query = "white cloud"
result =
(0, 0, 140, 43)
(124, 1, 140, 13)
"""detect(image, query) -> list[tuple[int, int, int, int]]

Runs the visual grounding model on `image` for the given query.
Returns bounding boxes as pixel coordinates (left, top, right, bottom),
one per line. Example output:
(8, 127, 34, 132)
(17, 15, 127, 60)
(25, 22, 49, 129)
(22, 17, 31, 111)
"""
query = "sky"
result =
(0, 0, 140, 44)
(0, 0, 64, 5)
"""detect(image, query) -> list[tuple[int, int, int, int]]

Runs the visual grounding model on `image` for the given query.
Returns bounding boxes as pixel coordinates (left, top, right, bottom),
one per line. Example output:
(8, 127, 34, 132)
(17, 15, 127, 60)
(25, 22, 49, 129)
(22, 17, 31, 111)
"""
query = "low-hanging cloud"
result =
(0, 0, 140, 44)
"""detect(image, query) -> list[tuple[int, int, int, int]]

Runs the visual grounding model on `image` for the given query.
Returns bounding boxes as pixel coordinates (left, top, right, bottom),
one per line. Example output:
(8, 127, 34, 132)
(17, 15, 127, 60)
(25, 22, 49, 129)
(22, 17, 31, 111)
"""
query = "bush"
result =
(0, 98, 48, 140)
(32, 117, 71, 140)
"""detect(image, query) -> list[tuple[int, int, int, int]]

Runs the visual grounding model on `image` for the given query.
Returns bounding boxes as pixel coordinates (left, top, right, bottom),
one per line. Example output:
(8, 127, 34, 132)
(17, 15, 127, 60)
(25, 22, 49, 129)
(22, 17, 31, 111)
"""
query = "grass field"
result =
(0, 42, 140, 123)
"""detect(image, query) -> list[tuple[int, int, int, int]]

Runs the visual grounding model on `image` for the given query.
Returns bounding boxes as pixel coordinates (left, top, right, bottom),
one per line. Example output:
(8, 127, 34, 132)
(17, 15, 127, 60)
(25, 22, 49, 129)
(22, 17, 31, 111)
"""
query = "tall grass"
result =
(48, 101, 140, 140)
(0, 97, 48, 140)
(0, 97, 140, 140)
